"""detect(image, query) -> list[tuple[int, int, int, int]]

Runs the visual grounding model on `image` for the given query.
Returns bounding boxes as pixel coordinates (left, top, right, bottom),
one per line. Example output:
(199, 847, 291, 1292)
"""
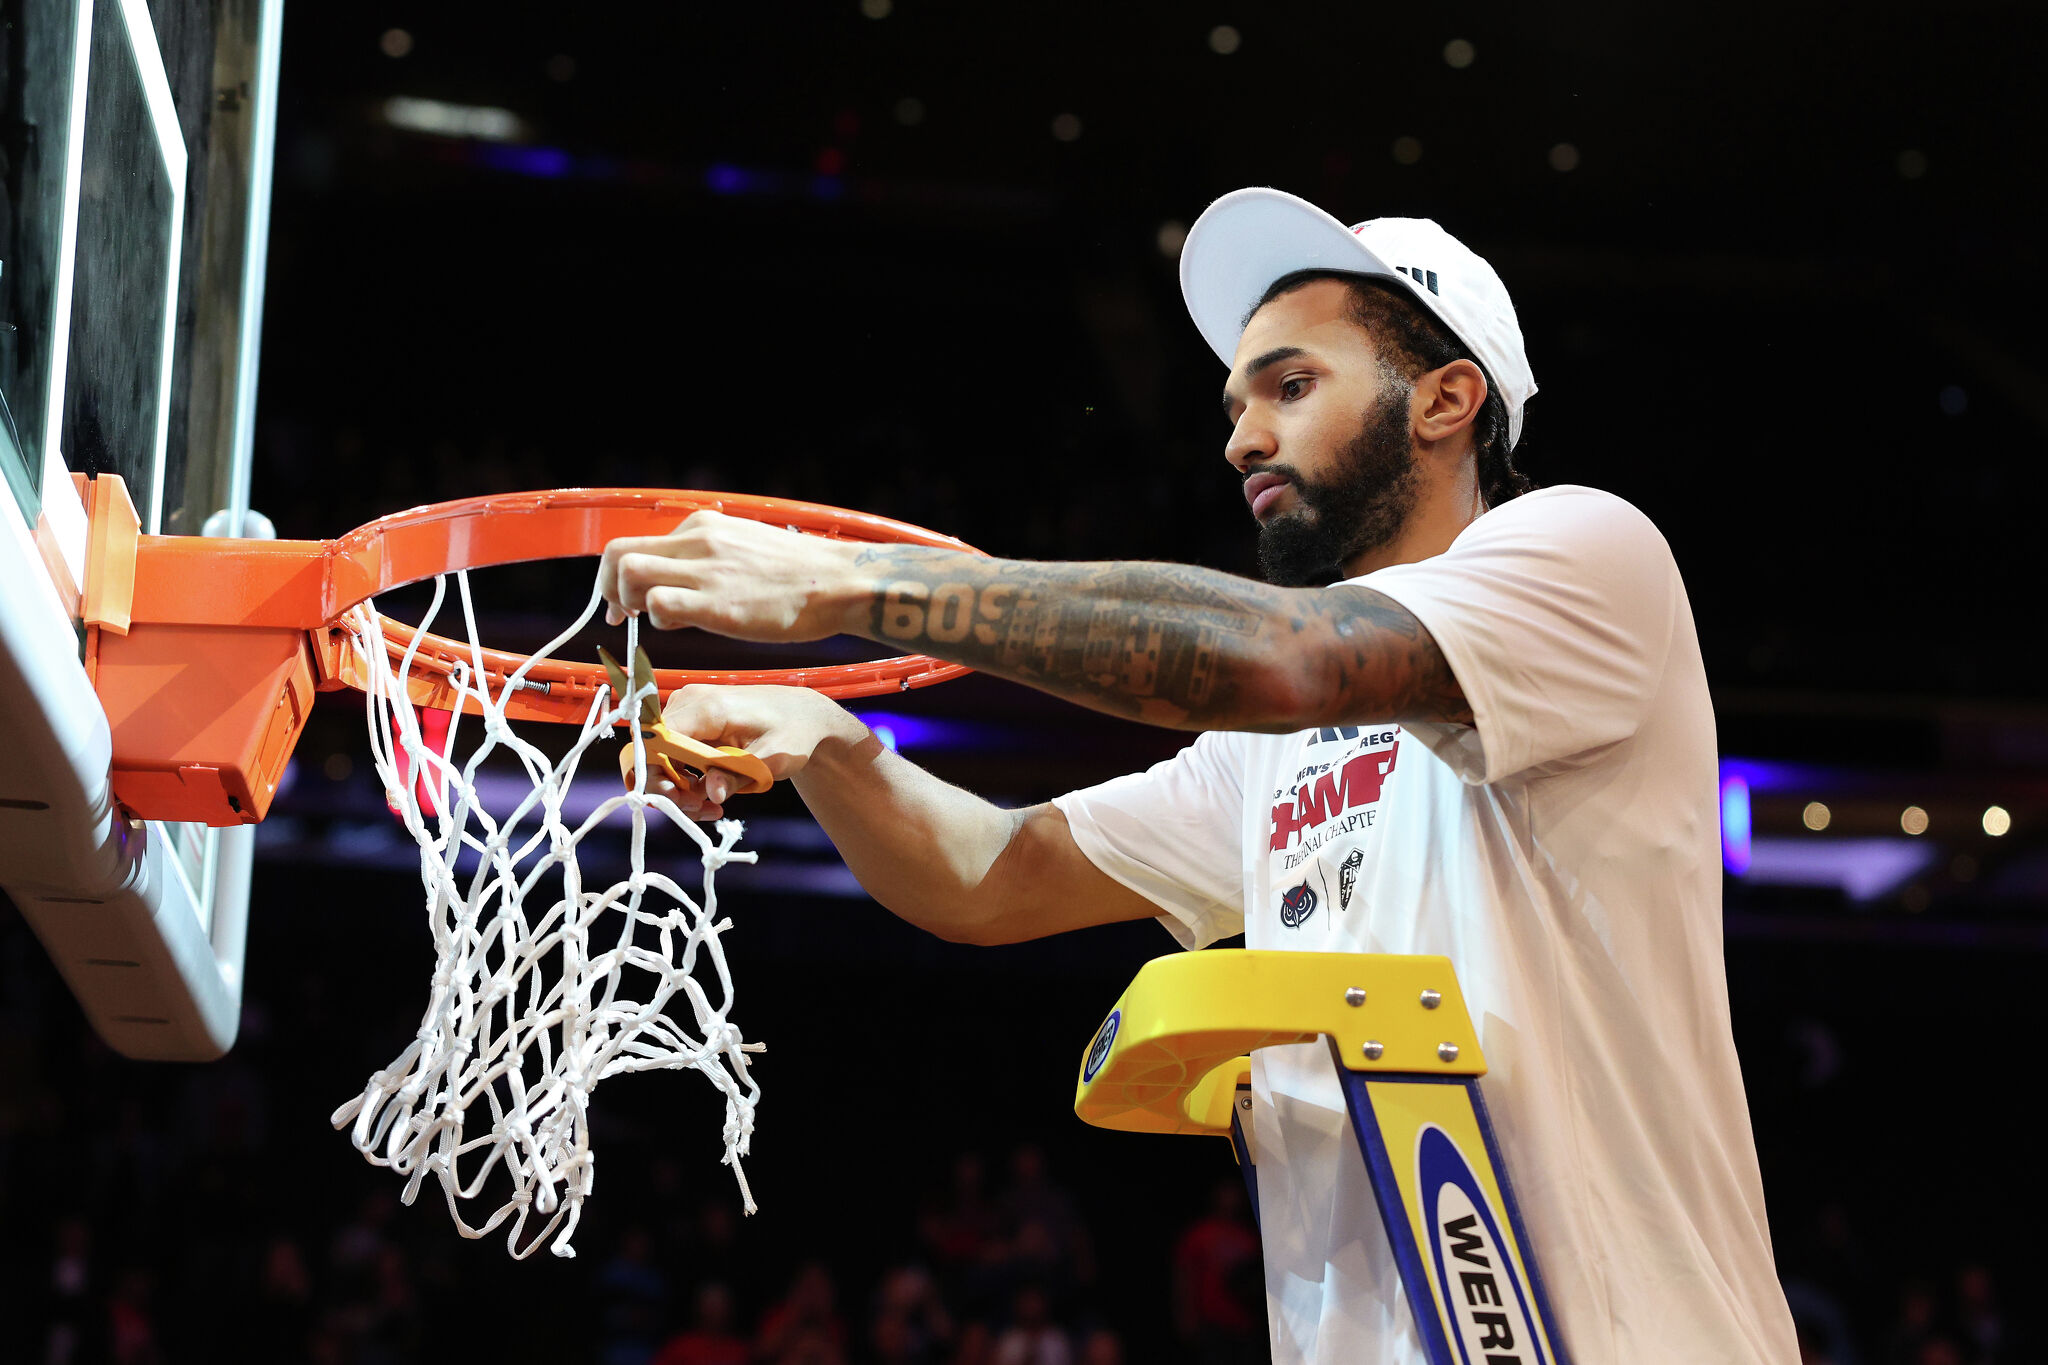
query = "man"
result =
(596, 188, 1798, 1364)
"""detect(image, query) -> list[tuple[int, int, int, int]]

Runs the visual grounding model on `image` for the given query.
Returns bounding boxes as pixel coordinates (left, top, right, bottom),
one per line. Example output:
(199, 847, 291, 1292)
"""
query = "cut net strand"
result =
(331, 574, 762, 1259)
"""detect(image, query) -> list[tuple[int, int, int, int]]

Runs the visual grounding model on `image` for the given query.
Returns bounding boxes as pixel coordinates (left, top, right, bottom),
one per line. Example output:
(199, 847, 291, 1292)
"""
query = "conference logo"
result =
(1082, 1008, 1120, 1083)
(1417, 1125, 1551, 1365)
(1338, 848, 1364, 911)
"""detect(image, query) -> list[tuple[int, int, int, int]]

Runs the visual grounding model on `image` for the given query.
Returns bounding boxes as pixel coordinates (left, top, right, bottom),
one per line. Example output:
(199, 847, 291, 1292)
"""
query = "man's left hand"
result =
(597, 510, 864, 640)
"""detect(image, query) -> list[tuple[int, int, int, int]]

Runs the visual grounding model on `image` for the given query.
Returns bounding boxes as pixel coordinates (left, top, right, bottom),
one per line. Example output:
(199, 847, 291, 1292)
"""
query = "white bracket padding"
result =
(1, 498, 246, 1060)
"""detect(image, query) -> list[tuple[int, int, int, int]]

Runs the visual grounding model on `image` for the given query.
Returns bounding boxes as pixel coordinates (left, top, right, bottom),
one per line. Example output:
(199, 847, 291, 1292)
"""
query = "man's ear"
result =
(1413, 359, 1488, 446)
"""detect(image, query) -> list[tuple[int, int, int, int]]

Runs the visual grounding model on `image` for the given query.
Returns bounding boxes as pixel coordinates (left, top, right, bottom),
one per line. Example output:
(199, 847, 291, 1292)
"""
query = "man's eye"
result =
(1280, 377, 1310, 400)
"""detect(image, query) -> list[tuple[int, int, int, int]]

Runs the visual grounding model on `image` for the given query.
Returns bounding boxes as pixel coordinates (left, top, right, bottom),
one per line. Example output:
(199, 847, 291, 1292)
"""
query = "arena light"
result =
(848, 711, 954, 752)
(1802, 801, 1831, 831)
(1715, 756, 1830, 795)
(1745, 838, 1939, 903)
(1983, 805, 2012, 837)
(1900, 805, 1930, 836)
(382, 96, 524, 143)
(475, 144, 572, 178)
(1720, 772, 1751, 875)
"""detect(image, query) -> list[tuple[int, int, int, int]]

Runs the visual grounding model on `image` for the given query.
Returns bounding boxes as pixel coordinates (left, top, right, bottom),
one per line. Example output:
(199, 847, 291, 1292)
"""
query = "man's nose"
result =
(1225, 411, 1275, 473)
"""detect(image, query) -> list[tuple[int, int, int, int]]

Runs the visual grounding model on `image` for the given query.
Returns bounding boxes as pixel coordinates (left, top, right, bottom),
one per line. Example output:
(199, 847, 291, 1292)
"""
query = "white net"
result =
(329, 574, 763, 1259)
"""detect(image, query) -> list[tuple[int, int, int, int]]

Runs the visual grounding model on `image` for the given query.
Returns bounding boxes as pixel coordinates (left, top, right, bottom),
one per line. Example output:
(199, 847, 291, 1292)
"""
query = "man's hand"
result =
(597, 510, 866, 640)
(647, 683, 877, 821)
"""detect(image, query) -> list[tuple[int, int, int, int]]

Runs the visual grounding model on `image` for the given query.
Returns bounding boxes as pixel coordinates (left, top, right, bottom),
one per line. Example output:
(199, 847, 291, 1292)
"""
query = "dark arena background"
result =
(4, 4, 2044, 1363)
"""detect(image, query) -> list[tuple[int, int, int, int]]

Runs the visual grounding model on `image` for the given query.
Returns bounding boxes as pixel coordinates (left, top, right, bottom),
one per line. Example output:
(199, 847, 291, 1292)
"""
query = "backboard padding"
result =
(0, 0, 282, 1061)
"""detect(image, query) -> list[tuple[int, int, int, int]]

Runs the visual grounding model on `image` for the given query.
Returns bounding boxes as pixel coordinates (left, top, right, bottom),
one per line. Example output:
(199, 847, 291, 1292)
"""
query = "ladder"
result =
(1074, 949, 1571, 1365)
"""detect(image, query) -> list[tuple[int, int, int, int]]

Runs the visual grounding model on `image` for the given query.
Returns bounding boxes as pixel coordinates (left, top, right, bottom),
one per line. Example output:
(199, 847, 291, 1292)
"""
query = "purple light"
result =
(849, 711, 949, 751)
(705, 163, 749, 195)
(1745, 837, 1940, 902)
(1716, 756, 1833, 796)
(846, 711, 1011, 753)
(477, 144, 573, 178)
(1720, 770, 1752, 875)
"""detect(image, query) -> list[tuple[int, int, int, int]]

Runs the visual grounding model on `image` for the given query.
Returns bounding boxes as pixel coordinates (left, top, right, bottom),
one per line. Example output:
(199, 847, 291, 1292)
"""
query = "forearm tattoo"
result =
(852, 547, 1472, 731)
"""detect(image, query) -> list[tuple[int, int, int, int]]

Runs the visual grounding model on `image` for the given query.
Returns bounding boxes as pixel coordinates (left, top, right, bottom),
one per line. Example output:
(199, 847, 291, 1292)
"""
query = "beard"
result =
(1254, 383, 1420, 586)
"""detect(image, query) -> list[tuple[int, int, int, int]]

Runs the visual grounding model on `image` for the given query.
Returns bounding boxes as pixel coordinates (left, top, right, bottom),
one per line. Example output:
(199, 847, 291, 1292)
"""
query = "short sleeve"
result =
(1358, 486, 1681, 786)
(1051, 730, 1248, 949)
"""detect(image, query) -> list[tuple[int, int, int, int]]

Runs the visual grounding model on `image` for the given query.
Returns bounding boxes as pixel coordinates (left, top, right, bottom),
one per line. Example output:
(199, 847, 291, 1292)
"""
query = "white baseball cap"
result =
(1180, 187, 1537, 450)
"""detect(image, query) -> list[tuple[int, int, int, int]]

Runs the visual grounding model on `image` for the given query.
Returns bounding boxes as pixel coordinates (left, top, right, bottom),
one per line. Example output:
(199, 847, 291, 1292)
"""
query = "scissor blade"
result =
(630, 646, 666, 729)
(597, 647, 631, 702)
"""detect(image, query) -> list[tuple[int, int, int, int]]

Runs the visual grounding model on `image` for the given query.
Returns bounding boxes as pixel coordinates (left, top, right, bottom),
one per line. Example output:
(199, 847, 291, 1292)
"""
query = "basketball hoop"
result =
(75, 476, 985, 1257)
(80, 480, 982, 823)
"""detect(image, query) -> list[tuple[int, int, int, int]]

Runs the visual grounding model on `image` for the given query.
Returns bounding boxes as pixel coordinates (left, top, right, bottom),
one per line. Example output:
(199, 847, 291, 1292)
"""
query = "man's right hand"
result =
(649, 684, 876, 820)
(647, 682, 1163, 947)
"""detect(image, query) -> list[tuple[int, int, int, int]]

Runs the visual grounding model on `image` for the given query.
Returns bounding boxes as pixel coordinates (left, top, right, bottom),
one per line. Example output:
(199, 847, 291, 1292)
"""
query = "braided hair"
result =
(1252, 270, 1537, 508)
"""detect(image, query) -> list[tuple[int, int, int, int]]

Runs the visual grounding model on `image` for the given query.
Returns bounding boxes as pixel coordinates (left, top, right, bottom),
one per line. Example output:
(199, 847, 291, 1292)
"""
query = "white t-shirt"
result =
(1052, 486, 1797, 1365)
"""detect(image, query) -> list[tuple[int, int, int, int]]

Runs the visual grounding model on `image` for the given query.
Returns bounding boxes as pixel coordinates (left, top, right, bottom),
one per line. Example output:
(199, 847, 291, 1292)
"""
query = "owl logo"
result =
(1279, 882, 1319, 928)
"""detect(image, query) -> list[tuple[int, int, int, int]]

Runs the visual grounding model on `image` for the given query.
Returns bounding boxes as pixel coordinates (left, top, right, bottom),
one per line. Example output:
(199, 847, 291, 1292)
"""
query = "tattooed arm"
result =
(853, 547, 1470, 731)
(598, 510, 1471, 732)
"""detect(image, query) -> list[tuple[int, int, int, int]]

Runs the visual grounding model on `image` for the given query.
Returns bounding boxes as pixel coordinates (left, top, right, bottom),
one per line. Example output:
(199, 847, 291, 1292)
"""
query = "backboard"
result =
(0, 0, 282, 1059)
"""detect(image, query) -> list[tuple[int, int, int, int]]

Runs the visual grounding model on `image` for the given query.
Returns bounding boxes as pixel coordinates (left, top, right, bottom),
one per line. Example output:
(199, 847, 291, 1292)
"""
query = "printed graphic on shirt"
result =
(1278, 881, 1318, 928)
(1267, 728, 1401, 866)
(1265, 727, 1400, 929)
(1337, 848, 1364, 912)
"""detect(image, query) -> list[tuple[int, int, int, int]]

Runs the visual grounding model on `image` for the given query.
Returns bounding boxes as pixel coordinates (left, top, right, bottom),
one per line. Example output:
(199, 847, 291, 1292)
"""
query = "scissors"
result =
(598, 646, 774, 797)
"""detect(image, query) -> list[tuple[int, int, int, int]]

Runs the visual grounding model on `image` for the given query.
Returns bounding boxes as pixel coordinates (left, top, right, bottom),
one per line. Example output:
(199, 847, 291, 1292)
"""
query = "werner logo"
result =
(1269, 742, 1400, 852)
(1418, 1126, 1551, 1365)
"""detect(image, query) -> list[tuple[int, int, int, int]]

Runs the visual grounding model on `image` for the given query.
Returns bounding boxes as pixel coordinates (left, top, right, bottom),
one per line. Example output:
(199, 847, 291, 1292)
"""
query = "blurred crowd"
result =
(4, 1074, 1263, 1365)
(1780, 1203, 2011, 1365)
(0, 881, 2021, 1365)
(0, 1008, 2012, 1365)
(0, 906, 1271, 1365)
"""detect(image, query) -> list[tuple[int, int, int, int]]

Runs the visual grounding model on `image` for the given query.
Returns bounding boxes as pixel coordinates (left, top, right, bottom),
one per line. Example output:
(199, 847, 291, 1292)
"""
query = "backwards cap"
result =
(1179, 187, 1536, 449)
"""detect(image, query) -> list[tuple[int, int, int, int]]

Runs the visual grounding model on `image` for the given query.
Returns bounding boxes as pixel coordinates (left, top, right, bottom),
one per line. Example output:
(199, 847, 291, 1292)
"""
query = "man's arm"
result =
(597, 512, 1471, 731)
(851, 546, 1471, 730)
(654, 684, 1167, 945)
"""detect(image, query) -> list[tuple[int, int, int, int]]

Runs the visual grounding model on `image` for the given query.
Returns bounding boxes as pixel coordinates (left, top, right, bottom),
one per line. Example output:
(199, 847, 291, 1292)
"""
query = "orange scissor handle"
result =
(619, 728, 774, 796)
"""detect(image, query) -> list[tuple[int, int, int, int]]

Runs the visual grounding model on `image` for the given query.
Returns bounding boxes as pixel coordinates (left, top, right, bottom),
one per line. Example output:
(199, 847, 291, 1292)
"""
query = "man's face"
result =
(1220, 279, 1419, 585)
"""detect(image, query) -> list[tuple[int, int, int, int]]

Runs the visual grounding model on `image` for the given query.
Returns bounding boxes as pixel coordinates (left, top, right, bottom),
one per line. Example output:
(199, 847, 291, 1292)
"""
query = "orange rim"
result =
(329, 489, 982, 722)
